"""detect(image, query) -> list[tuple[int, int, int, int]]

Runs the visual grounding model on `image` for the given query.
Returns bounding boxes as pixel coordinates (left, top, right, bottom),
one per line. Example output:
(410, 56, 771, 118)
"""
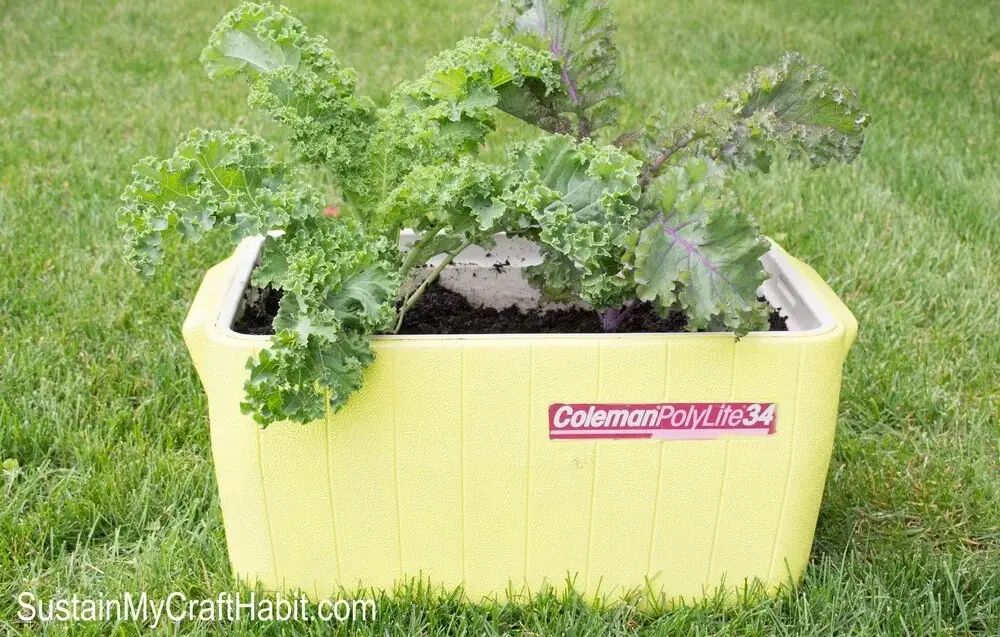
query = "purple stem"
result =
(599, 299, 640, 332)
(640, 132, 702, 186)
(550, 43, 579, 103)
(550, 41, 589, 138)
(599, 308, 620, 332)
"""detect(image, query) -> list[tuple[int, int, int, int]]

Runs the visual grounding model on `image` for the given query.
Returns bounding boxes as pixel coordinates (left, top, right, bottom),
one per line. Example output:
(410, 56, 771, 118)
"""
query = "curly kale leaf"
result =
(378, 156, 522, 285)
(521, 245, 582, 303)
(645, 53, 871, 176)
(412, 36, 561, 122)
(512, 134, 641, 307)
(117, 128, 321, 276)
(383, 158, 515, 235)
(243, 329, 375, 425)
(201, 1, 308, 76)
(244, 217, 399, 425)
(495, 0, 623, 138)
(118, 126, 398, 426)
(254, 217, 399, 337)
(714, 52, 870, 170)
(630, 158, 770, 335)
(202, 8, 564, 220)
(365, 37, 560, 220)
(202, 3, 376, 190)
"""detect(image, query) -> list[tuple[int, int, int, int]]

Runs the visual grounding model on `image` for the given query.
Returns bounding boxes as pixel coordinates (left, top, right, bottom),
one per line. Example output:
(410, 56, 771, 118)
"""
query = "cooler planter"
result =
(182, 234, 857, 604)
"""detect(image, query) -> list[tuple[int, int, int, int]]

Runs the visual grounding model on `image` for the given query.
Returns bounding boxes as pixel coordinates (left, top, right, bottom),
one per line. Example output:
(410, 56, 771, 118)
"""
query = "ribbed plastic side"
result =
(183, 247, 854, 604)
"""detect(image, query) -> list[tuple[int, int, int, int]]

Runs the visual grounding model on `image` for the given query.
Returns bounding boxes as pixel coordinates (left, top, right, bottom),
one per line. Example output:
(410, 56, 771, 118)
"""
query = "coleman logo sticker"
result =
(548, 403, 776, 440)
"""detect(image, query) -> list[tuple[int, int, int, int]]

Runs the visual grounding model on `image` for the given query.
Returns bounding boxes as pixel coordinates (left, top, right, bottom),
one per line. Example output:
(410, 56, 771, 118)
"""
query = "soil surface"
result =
(234, 283, 788, 335)
(234, 287, 282, 336)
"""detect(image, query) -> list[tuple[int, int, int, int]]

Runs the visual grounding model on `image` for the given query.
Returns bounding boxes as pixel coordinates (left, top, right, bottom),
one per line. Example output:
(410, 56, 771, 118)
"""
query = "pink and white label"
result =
(548, 402, 777, 440)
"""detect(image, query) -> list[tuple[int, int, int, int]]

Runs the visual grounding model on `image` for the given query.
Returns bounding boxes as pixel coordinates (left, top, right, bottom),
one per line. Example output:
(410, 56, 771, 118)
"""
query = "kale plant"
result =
(119, 0, 870, 426)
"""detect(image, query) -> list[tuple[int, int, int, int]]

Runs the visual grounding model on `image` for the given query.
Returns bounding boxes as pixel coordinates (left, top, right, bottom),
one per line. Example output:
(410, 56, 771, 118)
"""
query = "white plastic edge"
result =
(214, 232, 838, 341)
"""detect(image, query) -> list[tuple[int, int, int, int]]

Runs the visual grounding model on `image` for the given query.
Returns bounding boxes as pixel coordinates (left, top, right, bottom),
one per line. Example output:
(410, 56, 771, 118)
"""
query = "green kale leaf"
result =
(512, 134, 641, 308)
(643, 52, 871, 177)
(117, 128, 320, 276)
(201, 3, 376, 194)
(630, 159, 770, 334)
(495, 0, 623, 138)
(246, 217, 399, 424)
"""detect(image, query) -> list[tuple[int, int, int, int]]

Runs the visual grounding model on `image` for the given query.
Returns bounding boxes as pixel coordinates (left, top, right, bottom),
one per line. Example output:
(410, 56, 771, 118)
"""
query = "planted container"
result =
(119, 0, 870, 608)
(183, 234, 855, 603)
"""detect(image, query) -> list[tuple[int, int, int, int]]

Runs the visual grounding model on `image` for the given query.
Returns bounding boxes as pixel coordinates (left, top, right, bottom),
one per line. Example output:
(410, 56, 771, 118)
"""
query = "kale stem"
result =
(640, 132, 704, 185)
(393, 238, 474, 334)
(598, 299, 639, 332)
(398, 225, 443, 278)
(599, 308, 621, 332)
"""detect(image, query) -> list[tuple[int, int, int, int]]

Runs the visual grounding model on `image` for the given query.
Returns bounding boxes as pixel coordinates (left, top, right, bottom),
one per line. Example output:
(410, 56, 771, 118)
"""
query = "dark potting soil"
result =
(233, 283, 788, 335)
(234, 286, 283, 336)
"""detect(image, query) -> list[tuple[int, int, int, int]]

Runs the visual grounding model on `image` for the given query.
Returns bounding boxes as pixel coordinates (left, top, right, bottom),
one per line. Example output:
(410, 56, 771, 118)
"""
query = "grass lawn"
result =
(2, 0, 999, 633)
